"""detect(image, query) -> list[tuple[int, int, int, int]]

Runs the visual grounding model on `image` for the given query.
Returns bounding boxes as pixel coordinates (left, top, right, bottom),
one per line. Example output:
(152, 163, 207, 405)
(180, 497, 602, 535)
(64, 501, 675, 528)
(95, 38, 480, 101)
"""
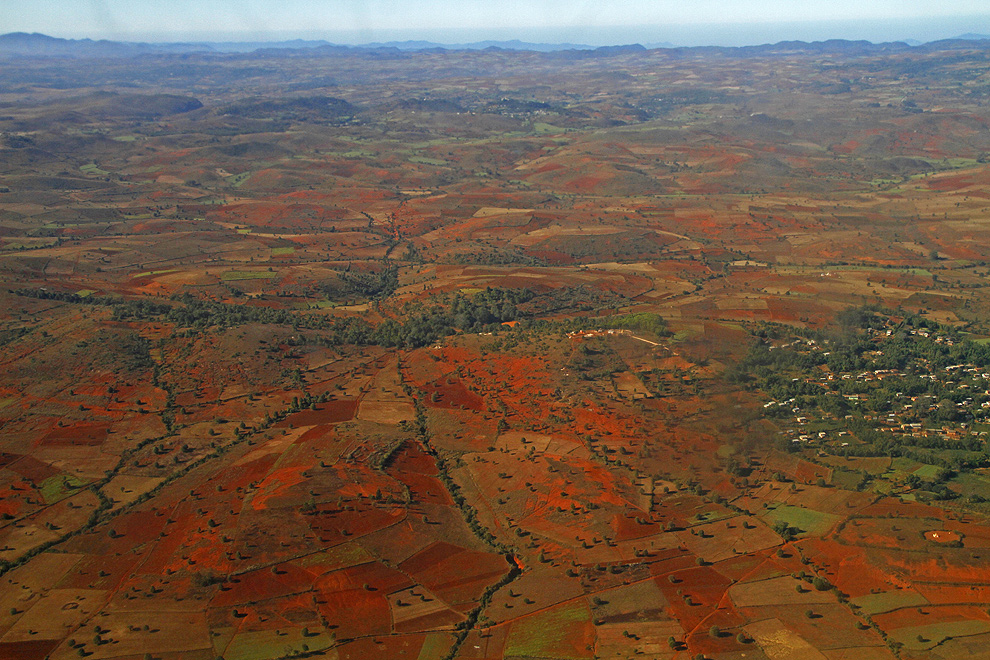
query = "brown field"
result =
(729, 576, 837, 608)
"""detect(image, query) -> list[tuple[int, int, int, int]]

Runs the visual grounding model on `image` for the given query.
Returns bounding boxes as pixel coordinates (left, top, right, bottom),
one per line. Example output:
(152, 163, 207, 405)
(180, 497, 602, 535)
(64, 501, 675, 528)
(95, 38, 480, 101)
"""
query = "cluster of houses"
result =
(761, 325, 990, 447)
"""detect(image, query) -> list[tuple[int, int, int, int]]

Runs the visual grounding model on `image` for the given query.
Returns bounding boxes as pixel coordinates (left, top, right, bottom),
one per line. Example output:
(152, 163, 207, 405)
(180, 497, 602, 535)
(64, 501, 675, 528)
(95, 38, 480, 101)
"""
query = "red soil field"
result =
(316, 562, 412, 636)
(0, 640, 60, 660)
(399, 541, 510, 605)
(274, 399, 359, 427)
(106, 508, 169, 549)
(249, 466, 309, 510)
(7, 456, 60, 482)
(39, 421, 111, 446)
(393, 608, 464, 633)
(308, 503, 405, 545)
(212, 565, 313, 608)
(804, 537, 895, 585)
(611, 512, 662, 542)
(656, 566, 733, 631)
(386, 443, 454, 506)
(60, 550, 143, 590)
(420, 378, 484, 411)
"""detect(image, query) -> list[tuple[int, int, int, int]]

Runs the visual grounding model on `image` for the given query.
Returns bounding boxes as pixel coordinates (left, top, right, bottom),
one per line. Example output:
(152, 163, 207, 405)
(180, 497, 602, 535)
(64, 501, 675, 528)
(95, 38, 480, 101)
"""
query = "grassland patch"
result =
(890, 619, 990, 650)
(760, 504, 841, 537)
(504, 599, 592, 659)
(220, 270, 278, 281)
(850, 589, 928, 615)
(39, 475, 88, 504)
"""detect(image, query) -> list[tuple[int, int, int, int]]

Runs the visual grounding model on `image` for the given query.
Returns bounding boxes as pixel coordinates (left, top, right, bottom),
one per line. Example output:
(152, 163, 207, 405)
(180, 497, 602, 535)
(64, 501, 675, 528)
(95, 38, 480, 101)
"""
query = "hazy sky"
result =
(6, 0, 990, 45)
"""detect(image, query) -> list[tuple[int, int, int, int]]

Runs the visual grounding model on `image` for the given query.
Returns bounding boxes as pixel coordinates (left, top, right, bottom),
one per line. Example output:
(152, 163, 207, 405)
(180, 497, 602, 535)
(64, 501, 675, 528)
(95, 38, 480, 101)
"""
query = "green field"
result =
(912, 464, 944, 479)
(134, 269, 179, 278)
(39, 475, 89, 505)
(891, 457, 923, 474)
(774, 264, 934, 278)
(296, 542, 373, 572)
(890, 458, 948, 481)
(79, 163, 110, 176)
(761, 505, 841, 537)
(1, 239, 59, 250)
(671, 327, 704, 342)
(891, 619, 990, 651)
(220, 270, 278, 281)
(271, 246, 296, 255)
(222, 628, 334, 660)
(948, 471, 990, 500)
(417, 633, 453, 660)
(504, 600, 591, 659)
(850, 590, 928, 615)
(716, 444, 737, 459)
(830, 467, 865, 490)
(227, 171, 253, 187)
(408, 156, 449, 166)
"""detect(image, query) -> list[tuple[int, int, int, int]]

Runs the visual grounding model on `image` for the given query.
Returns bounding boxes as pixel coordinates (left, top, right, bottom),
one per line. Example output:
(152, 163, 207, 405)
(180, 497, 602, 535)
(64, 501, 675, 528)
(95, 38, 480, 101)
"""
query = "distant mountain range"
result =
(1, 31, 988, 59)
(0, 32, 207, 56)
(0, 32, 606, 56)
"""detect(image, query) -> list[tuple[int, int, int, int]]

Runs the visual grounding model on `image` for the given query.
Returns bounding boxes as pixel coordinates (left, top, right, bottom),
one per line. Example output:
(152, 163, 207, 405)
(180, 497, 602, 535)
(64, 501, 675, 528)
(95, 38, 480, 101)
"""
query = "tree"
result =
(709, 625, 721, 638)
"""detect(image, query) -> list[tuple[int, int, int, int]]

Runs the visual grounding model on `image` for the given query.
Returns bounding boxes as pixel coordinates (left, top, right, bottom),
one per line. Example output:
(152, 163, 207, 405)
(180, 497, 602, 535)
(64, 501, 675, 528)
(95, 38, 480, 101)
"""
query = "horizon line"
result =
(6, 13, 990, 49)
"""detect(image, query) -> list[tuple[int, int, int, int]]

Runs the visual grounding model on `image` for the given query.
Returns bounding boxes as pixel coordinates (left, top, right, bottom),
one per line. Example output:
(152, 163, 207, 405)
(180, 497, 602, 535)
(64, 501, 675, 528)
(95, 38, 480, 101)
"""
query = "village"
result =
(748, 312, 990, 485)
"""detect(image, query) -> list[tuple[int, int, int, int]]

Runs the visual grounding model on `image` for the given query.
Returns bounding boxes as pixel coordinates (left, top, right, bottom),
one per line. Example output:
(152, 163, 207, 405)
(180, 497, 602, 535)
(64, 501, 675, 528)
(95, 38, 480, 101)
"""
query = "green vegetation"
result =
(222, 628, 334, 660)
(339, 263, 398, 300)
(762, 505, 841, 537)
(892, 620, 990, 650)
(418, 633, 452, 660)
(16, 286, 535, 348)
(39, 475, 88, 504)
(504, 600, 590, 659)
(79, 163, 110, 176)
(134, 269, 179, 277)
(733, 308, 990, 494)
(600, 312, 669, 337)
(850, 590, 928, 615)
(227, 171, 253, 187)
(220, 270, 278, 281)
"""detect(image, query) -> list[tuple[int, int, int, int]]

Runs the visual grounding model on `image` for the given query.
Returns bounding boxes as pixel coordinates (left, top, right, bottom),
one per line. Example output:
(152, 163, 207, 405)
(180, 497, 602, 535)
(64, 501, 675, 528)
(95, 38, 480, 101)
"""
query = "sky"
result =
(5, 0, 990, 46)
